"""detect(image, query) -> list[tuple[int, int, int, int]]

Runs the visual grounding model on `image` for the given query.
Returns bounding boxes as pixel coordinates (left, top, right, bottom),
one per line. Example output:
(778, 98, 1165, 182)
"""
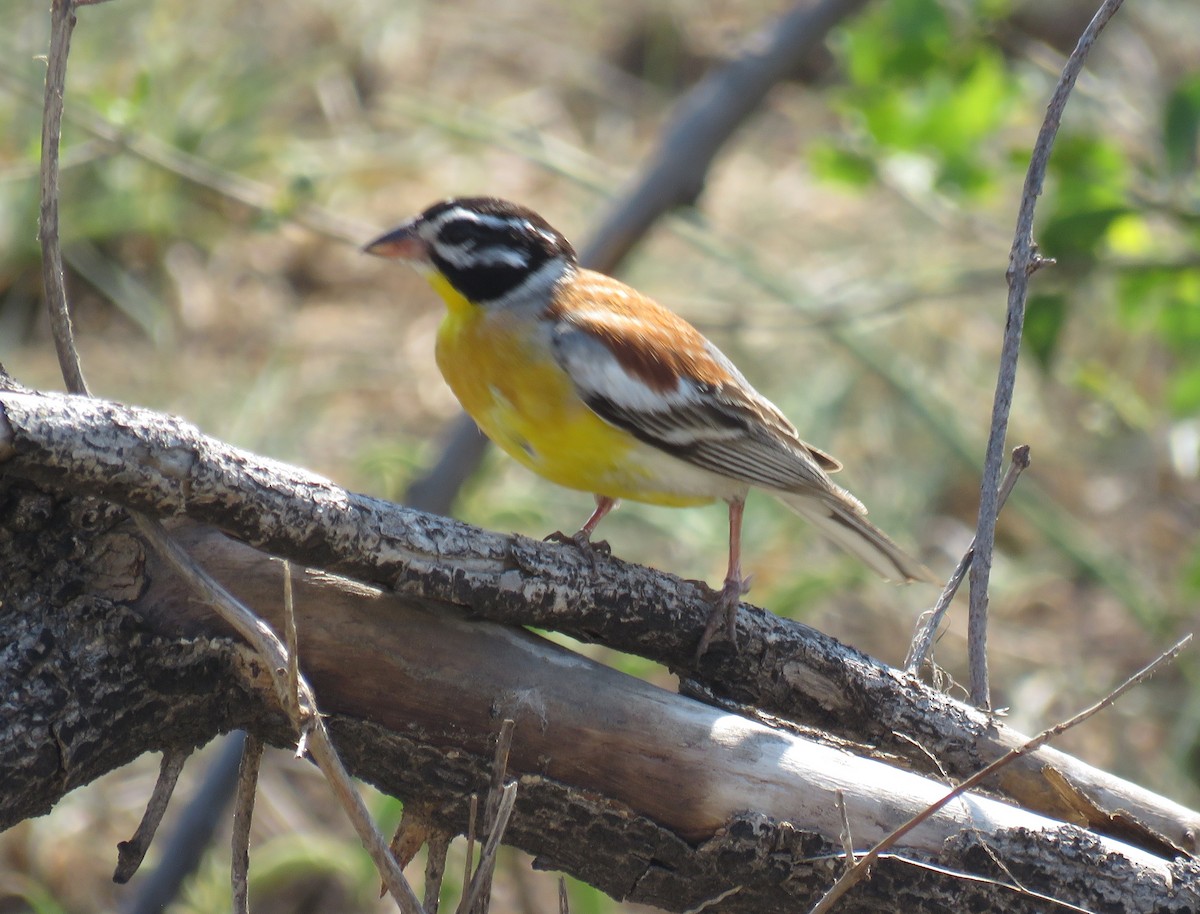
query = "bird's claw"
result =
(545, 529, 611, 568)
(693, 575, 751, 665)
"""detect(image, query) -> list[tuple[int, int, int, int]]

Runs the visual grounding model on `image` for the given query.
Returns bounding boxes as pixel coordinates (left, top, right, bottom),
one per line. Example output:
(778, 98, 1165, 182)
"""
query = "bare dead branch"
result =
(383, 801, 439, 901)
(806, 634, 1191, 913)
(231, 734, 263, 914)
(4, 481, 1196, 910)
(3, 389, 1197, 853)
(968, 0, 1127, 709)
(113, 748, 191, 883)
(906, 445, 1031, 674)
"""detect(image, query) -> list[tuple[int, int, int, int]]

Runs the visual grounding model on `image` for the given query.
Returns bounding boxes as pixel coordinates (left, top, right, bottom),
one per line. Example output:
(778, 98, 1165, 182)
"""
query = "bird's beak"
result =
(362, 222, 427, 260)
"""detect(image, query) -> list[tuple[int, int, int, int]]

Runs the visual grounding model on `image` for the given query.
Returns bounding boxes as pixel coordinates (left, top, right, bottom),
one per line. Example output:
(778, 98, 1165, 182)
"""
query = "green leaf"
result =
(1164, 73, 1200, 175)
(808, 142, 878, 187)
(1024, 293, 1068, 369)
(1169, 364, 1200, 417)
(1039, 206, 1130, 264)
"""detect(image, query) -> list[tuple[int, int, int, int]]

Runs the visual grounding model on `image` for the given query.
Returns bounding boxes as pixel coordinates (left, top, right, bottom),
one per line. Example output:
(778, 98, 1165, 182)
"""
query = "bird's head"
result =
(364, 197, 577, 306)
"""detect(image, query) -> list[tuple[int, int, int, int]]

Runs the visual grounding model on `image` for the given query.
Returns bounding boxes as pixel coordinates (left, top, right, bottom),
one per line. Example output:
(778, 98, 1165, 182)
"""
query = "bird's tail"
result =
(774, 490, 936, 584)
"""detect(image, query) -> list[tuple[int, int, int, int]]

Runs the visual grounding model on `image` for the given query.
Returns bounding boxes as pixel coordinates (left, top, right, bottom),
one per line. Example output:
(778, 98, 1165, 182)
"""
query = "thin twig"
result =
(283, 560, 298, 712)
(482, 721, 515, 838)
(113, 748, 192, 883)
(468, 720, 516, 914)
(38, 0, 88, 395)
(558, 876, 569, 914)
(231, 734, 263, 914)
(906, 445, 1031, 674)
(877, 854, 1097, 913)
(457, 783, 518, 914)
(835, 790, 856, 875)
(463, 795, 478, 894)
(967, 0, 1126, 709)
(122, 733, 247, 914)
(113, 749, 191, 882)
(806, 634, 1191, 914)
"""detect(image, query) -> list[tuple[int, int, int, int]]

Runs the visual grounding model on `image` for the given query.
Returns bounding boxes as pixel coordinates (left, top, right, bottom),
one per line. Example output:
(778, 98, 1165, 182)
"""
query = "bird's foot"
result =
(545, 529, 611, 568)
(693, 574, 752, 664)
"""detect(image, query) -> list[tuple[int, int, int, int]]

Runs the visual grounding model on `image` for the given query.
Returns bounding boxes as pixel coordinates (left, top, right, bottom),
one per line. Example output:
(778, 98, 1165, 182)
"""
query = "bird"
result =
(363, 196, 933, 660)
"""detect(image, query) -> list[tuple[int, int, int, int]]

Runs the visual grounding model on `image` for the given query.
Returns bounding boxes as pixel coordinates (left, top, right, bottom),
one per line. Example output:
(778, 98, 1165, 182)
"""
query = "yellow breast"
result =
(429, 274, 712, 507)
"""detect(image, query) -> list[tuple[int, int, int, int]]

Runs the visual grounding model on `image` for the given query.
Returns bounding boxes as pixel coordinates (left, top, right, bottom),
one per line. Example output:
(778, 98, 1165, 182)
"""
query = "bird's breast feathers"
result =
(432, 266, 845, 508)
(434, 294, 728, 505)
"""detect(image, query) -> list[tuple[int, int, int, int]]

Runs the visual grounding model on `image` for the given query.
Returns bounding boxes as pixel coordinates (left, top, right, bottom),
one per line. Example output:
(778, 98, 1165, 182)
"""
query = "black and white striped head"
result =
(363, 197, 577, 304)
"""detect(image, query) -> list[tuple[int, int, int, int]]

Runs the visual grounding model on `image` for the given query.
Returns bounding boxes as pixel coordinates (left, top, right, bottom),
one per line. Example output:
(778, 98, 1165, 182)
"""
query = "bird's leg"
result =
(694, 497, 751, 662)
(546, 495, 617, 564)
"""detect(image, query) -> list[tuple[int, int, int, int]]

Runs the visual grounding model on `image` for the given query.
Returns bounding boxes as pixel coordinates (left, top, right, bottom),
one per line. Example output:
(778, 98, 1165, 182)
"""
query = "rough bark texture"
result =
(3, 387, 1200, 912)
(0, 482, 262, 827)
(2, 388, 1196, 853)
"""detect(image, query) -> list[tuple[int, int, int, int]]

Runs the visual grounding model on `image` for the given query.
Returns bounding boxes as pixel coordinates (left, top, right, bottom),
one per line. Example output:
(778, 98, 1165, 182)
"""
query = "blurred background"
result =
(1, 0, 1198, 910)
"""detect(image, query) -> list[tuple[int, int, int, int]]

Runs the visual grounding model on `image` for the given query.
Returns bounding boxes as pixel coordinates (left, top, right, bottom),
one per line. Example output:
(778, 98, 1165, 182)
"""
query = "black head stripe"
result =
(418, 197, 576, 303)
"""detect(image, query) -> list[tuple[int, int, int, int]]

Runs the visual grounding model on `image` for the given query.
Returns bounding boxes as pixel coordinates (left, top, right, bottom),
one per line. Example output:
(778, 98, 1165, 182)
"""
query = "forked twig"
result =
(806, 635, 1191, 914)
(457, 784, 518, 914)
(967, 0, 1127, 709)
(462, 720, 517, 914)
(906, 445, 1030, 674)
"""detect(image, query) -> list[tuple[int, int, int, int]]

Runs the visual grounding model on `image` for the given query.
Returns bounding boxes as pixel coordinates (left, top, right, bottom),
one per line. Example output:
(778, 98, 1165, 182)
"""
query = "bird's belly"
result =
(436, 316, 729, 507)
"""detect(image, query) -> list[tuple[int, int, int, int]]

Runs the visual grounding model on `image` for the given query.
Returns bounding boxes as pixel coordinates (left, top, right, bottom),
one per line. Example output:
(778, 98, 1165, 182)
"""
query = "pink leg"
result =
(546, 495, 617, 565)
(694, 497, 750, 662)
(578, 495, 617, 540)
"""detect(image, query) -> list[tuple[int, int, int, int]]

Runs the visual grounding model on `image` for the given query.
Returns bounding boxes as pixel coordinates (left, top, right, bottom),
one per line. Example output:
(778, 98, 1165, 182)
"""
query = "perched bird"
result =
(364, 197, 932, 658)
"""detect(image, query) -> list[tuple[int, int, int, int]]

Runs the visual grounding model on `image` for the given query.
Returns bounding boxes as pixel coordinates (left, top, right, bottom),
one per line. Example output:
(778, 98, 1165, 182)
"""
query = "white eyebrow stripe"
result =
(428, 207, 560, 246)
(431, 239, 530, 269)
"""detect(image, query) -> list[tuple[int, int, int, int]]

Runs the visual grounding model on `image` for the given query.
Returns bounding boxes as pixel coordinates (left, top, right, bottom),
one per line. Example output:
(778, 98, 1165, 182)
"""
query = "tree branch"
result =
(2, 473, 1196, 912)
(1, 386, 1197, 858)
